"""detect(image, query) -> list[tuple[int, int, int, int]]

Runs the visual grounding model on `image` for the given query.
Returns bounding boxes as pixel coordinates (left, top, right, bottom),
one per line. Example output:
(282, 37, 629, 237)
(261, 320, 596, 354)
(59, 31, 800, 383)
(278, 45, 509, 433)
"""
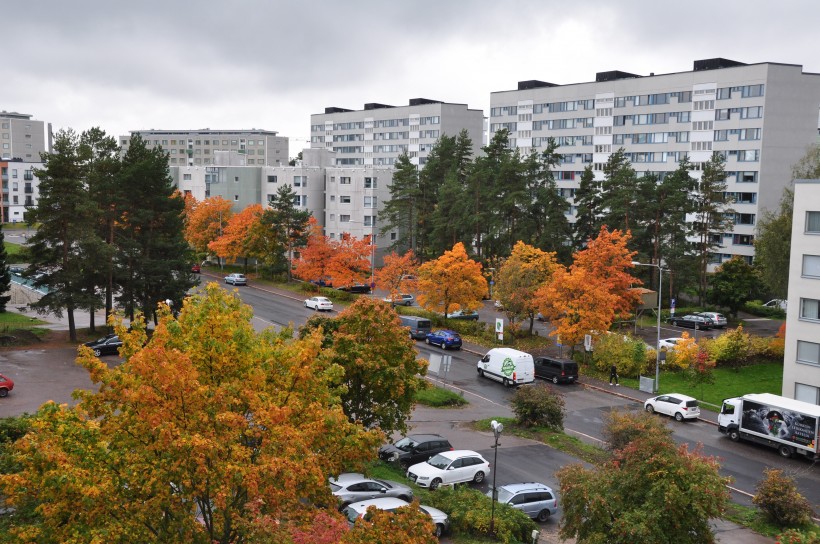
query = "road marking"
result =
(424, 375, 508, 408)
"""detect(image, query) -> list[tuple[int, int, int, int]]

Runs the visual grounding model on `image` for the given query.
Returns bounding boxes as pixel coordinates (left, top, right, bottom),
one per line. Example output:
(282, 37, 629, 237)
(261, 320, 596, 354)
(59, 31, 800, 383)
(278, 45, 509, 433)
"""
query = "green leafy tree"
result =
(558, 431, 731, 543)
(300, 298, 427, 434)
(0, 224, 11, 312)
(510, 383, 565, 430)
(707, 256, 762, 317)
(753, 468, 815, 528)
(26, 129, 99, 341)
(791, 143, 820, 179)
(381, 152, 419, 253)
(115, 134, 195, 323)
(693, 152, 734, 304)
(495, 241, 559, 333)
(754, 187, 793, 299)
(601, 409, 672, 452)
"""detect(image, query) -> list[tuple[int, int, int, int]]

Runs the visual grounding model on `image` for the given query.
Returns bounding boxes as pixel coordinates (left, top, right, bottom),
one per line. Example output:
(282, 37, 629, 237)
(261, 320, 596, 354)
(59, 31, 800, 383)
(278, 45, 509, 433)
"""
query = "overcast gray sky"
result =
(5, 0, 819, 156)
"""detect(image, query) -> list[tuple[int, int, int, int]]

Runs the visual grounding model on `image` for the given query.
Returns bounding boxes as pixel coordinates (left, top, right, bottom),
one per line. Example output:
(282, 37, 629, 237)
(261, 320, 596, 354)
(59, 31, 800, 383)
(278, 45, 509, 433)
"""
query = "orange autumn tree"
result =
(0, 285, 384, 543)
(495, 241, 560, 333)
(208, 204, 265, 266)
(417, 242, 487, 318)
(293, 217, 372, 288)
(184, 195, 234, 254)
(572, 226, 642, 316)
(374, 250, 419, 301)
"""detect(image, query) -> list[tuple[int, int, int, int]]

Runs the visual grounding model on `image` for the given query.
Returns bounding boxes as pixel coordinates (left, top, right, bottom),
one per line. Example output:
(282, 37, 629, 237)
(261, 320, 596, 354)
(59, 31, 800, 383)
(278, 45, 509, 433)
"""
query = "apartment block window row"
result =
(732, 212, 756, 225)
(595, 126, 612, 135)
(375, 119, 409, 128)
(596, 108, 613, 117)
(728, 149, 760, 162)
(373, 157, 398, 166)
(335, 146, 363, 154)
(800, 298, 820, 322)
(333, 122, 365, 130)
(492, 122, 517, 133)
(692, 141, 713, 151)
(333, 134, 363, 142)
(374, 132, 410, 140)
(519, 113, 533, 122)
(732, 234, 754, 246)
(717, 84, 765, 99)
(419, 116, 441, 125)
(727, 171, 758, 183)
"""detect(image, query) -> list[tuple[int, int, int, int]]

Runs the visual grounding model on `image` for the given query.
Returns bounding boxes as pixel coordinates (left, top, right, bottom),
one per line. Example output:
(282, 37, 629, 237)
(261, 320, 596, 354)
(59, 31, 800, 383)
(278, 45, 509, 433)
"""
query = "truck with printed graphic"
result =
(718, 393, 820, 459)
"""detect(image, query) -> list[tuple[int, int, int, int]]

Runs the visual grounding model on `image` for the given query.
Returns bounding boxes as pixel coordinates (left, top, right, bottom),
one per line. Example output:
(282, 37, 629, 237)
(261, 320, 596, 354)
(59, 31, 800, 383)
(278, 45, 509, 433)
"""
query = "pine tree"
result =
(0, 224, 11, 312)
(381, 153, 419, 253)
(573, 165, 601, 249)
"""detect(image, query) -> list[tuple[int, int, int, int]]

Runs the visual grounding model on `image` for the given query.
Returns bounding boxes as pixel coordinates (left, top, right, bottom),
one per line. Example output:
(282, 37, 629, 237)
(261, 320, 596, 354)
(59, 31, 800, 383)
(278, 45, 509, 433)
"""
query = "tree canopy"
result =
(416, 242, 487, 318)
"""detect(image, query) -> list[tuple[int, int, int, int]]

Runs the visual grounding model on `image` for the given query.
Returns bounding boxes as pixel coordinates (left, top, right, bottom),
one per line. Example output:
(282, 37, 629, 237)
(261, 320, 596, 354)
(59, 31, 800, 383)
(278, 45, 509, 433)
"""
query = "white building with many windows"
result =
(489, 59, 820, 266)
(782, 180, 820, 404)
(0, 160, 41, 223)
(310, 98, 484, 167)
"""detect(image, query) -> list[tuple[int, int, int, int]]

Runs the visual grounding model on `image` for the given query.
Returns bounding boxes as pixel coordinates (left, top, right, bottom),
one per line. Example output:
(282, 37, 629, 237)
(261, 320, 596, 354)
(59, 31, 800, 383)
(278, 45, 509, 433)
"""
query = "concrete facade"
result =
(120, 129, 289, 167)
(782, 179, 820, 404)
(0, 111, 48, 162)
(310, 99, 484, 167)
(489, 60, 820, 267)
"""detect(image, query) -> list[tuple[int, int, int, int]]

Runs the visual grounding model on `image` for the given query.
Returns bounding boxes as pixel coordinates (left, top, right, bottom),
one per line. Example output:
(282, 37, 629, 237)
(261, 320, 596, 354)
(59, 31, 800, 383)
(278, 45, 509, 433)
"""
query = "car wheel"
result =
(503, 378, 510, 387)
(552, 376, 559, 385)
(536, 509, 551, 522)
(430, 478, 442, 491)
(728, 429, 740, 442)
(778, 445, 793, 458)
(425, 338, 431, 345)
(93, 348, 102, 357)
(399, 460, 409, 470)
(434, 523, 444, 537)
(477, 368, 484, 377)
(0, 388, 7, 398)
(674, 412, 685, 422)
(645, 404, 655, 414)
(472, 471, 485, 484)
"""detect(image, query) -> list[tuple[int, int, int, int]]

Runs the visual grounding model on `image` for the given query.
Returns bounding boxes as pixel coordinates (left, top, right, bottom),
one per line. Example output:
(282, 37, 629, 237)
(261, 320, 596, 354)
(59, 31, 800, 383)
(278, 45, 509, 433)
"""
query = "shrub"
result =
(777, 529, 820, 544)
(602, 409, 672, 451)
(420, 486, 537, 544)
(298, 282, 319, 293)
(744, 300, 786, 319)
(664, 332, 699, 370)
(590, 332, 648, 378)
(705, 325, 752, 368)
(510, 383, 564, 430)
(753, 468, 815, 527)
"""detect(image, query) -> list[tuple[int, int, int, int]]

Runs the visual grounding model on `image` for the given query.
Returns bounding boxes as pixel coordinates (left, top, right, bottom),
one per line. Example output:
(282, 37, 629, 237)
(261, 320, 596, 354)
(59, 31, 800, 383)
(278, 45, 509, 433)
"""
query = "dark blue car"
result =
(425, 330, 462, 350)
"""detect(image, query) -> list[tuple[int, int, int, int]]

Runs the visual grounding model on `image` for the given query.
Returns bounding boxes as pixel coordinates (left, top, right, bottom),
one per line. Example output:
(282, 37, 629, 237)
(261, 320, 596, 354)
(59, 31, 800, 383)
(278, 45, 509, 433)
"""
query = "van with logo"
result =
(477, 348, 534, 387)
(400, 315, 432, 340)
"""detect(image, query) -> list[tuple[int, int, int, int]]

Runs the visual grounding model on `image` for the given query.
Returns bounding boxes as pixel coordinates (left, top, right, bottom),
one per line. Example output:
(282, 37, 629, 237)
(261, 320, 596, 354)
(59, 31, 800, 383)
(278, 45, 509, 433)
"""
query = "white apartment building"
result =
(1, 111, 49, 162)
(0, 160, 40, 223)
(120, 129, 289, 167)
(782, 180, 820, 404)
(489, 59, 820, 267)
(310, 98, 484, 167)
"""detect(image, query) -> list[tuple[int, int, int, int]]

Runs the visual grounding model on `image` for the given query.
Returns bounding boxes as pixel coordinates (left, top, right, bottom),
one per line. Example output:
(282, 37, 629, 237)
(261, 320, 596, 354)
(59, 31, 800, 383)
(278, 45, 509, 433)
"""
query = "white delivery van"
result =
(477, 348, 535, 387)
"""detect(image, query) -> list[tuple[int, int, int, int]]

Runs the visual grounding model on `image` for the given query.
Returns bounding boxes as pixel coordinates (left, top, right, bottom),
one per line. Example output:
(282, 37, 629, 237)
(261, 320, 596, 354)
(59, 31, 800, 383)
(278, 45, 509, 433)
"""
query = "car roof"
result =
(347, 497, 410, 513)
(436, 449, 481, 460)
(331, 472, 368, 483)
(497, 482, 553, 493)
(404, 434, 447, 442)
(656, 393, 698, 401)
(435, 329, 459, 334)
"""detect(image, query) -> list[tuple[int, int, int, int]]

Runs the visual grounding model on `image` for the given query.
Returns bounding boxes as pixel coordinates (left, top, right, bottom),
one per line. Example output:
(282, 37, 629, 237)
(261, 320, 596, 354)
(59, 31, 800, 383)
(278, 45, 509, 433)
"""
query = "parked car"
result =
(764, 299, 788, 311)
(378, 434, 454, 468)
(494, 300, 504, 310)
(425, 330, 462, 350)
(533, 356, 578, 384)
(84, 334, 124, 357)
(342, 497, 450, 537)
(0, 373, 14, 397)
(644, 393, 701, 421)
(191, 263, 201, 273)
(9, 266, 23, 276)
(657, 337, 684, 350)
(337, 283, 371, 294)
(305, 296, 333, 311)
(666, 314, 713, 330)
(311, 277, 333, 288)
(696, 311, 727, 328)
(444, 310, 479, 321)
(382, 293, 415, 306)
(329, 473, 413, 508)
(399, 315, 432, 340)
(406, 450, 490, 490)
(488, 482, 558, 522)
(224, 273, 247, 286)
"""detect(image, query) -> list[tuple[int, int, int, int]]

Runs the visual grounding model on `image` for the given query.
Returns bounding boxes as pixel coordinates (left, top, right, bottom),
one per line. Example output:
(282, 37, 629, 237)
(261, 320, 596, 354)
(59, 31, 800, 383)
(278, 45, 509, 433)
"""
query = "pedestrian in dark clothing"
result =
(609, 364, 619, 386)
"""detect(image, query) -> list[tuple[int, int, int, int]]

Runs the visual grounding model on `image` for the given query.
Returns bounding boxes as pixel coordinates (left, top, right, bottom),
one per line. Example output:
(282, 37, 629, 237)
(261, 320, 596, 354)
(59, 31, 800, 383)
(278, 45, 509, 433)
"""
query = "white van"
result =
(477, 348, 535, 387)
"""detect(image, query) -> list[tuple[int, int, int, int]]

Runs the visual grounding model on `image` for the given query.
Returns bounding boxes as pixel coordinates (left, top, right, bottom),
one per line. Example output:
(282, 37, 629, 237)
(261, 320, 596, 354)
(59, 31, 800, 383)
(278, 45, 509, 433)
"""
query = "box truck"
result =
(718, 393, 820, 459)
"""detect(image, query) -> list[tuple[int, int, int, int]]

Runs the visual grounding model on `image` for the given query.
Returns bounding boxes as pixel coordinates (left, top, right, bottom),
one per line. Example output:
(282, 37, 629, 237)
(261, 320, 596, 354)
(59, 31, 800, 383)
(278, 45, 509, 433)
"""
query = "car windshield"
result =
(329, 483, 341, 492)
(342, 506, 361, 523)
(426, 454, 451, 470)
(394, 437, 419, 452)
(496, 488, 515, 504)
(374, 479, 392, 489)
(685, 400, 699, 408)
(94, 336, 111, 343)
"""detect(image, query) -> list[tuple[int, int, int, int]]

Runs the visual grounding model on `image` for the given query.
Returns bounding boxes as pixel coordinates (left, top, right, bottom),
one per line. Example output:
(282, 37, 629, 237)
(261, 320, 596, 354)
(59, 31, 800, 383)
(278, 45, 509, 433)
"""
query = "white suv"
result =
(644, 393, 700, 421)
(406, 450, 490, 490)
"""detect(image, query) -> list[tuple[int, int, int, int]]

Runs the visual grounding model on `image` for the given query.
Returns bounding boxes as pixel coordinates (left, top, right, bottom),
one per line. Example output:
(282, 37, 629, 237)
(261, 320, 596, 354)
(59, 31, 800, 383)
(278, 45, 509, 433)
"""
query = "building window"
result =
(183, 174, 192, 180)
(340, 215, 351, 222)
(804, 255, 820, 278)
(364, 215, 375, 227)
(795, 383, 820, 404)
(796, 340, 820, 367)
(267, 175, 277, 183)
(234, 195, 239, 201)
(340, 196, 351, 204)
(364, 196, 377, 208)
(364, 177, 377, 189)
(800, 298, 820, 321)
(806, 211, 820, 233)
(390, 232, 397, 241)
(340, 177, 351, 184)
(293, 176, 306, 187)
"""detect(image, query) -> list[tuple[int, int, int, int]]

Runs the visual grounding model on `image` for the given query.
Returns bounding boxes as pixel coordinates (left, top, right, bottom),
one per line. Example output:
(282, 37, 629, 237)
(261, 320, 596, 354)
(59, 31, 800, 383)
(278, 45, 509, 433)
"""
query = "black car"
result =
(666, 314, 714, 330)
(378, 434, 453, 468)
(337, 283, 371, 294)
(84, 334, 123, 356)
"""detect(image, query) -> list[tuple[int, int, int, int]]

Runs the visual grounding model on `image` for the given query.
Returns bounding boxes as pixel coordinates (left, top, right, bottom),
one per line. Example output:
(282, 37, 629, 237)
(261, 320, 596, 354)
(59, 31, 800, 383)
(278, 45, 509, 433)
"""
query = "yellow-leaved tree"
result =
(495, 241, 559, 333)
(416, 242, 487, 319)
(0, 284, 389, 543)
(374, 250, 419, 302)
(183, 195, 234, 255)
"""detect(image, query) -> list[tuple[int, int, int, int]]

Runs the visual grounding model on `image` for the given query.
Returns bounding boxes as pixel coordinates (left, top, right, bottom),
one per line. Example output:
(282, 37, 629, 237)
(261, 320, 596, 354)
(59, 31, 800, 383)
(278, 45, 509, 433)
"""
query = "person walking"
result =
(609, 364, 619, 386)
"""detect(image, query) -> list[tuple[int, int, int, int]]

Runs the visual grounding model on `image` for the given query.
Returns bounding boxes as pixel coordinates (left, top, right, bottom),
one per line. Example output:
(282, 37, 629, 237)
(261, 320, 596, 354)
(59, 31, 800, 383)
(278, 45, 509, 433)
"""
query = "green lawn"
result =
(414, 385, 468, 407)
(3, 241, 27, 263)
(0, 312, 47, 326)
(617, 362, 783, 410)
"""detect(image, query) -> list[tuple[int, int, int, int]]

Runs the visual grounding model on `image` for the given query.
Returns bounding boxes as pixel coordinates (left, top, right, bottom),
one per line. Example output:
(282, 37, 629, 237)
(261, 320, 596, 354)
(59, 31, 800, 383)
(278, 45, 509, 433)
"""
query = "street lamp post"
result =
(489, 419, 503, 535)
(632, 261, 668, 394)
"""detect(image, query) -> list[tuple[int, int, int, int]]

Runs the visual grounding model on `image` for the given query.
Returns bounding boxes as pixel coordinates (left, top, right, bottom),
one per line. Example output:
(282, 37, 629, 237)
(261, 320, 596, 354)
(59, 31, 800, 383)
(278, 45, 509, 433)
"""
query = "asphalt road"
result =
(1, 275, 814, 519)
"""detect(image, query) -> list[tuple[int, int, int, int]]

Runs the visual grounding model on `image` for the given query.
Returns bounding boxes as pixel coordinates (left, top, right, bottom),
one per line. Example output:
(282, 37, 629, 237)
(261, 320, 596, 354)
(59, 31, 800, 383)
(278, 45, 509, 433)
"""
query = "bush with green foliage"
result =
(744, 300, 786, 319)
(590, 332, 651, 377)
(703, 325, 752, 368)
(510, 383, 564, 430)
(601, 409, 672, 452)
(753, 468, 815, 527)
(420, 486, 537, 544)
(776, 529, 820, 544)
(0, 414, 32, 474)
